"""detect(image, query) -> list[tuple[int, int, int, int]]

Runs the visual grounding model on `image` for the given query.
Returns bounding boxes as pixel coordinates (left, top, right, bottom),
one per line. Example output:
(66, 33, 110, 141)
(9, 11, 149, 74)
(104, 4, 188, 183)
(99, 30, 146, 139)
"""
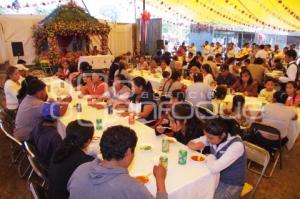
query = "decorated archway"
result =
(32, 2, 111, 65)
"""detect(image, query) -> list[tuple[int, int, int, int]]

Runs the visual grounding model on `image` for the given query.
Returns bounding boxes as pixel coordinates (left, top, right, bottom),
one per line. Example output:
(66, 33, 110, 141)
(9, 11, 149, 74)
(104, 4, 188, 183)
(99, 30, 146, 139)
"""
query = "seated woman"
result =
(137, 56, 148, 70)
(201, 64, 215, 87)
(155, 103, 203, 145)
(128, 76, 156, 123)
(161, 71, 183, 96)
(107, 74, 131, 107)
(81, 72, 109, 99)
(155, 89, 186, 129)
(231, 69, 258, 97)
(17, 75, 38, 104)
(114, 61, 130, 80)
(188, 118, 246, 199)
(285, 81, 300, 106)
(56, 60, 70, 80)
(246, 91, 297, 153)
(78, 70, 93, 92)
(4, 66, 21, 117)
(48, 119, 94, 199)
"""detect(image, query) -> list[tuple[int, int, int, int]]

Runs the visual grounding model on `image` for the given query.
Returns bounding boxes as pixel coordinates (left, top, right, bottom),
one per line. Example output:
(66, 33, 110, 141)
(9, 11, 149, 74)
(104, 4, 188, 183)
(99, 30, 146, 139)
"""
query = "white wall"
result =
(0, 15, 133, 65)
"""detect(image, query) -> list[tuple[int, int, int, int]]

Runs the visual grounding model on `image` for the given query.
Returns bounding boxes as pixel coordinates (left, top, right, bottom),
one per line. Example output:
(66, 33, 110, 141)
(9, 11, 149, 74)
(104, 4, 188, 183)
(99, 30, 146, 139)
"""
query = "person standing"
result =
(4, 66, 21, 118)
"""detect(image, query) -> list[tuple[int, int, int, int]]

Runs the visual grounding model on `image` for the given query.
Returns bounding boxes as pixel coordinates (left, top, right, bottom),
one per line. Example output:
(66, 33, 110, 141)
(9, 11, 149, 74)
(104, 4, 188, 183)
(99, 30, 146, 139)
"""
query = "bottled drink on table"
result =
(96, 119, 102, 131)
(162, 138, 169, 153)
(60, 82, 65, 88)
(76, 103, 82, 112)
(107, 103, 113, 115)
(178, 149, 188, 165)
(159, 155, 168, 169)
(128, 113, 135, 125)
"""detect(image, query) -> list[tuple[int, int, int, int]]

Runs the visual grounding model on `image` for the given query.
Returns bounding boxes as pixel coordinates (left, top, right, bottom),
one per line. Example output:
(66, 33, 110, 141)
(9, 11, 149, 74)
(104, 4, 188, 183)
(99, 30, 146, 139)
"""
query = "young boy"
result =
(259, 78, 276, 102)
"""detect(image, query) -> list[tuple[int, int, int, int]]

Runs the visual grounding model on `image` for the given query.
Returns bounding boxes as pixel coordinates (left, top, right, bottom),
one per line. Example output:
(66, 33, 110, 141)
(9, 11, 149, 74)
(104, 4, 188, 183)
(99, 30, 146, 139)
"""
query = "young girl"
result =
(188, 118, 246, 199)
(285, 81, 300, 106)
(128, 76, 156, 123)
(155, 103, 203, 145)
(231, 69, 258, 97)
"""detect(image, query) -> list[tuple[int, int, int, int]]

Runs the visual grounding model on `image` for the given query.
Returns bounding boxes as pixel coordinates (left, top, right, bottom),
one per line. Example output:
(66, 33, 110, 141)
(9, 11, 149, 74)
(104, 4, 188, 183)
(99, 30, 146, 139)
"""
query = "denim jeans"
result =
(214, 181, 243, 199)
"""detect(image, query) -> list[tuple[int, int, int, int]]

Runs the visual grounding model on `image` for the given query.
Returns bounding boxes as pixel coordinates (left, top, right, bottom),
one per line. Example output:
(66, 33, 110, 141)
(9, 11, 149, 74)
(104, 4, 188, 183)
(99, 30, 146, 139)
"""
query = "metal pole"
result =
(141, 0, 146, 55)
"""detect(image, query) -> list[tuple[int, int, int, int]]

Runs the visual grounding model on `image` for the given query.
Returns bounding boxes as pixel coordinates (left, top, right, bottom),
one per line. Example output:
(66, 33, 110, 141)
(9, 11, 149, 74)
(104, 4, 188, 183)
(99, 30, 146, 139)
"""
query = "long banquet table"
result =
(43, 76, 218, 199)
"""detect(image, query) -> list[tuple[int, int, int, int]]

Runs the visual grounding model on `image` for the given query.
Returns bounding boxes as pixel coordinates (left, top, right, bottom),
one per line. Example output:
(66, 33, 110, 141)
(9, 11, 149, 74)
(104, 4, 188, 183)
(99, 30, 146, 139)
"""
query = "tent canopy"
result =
(147, 0, 300, 32)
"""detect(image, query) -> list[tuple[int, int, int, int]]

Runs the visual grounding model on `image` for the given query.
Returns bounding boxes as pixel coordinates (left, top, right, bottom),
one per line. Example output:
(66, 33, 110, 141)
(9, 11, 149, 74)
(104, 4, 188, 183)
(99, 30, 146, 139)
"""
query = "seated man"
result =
(30, 102, 62, 166)
(14, 79, 71, 141)
(68, 125, 167, 199)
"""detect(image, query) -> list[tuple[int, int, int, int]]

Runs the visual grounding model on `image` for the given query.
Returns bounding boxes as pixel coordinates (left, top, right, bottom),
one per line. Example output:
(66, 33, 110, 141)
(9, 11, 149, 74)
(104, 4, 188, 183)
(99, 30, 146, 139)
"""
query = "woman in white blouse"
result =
(201, 63, 215, 87)
(188, 118, 246, 199)
(4, 66, 21, 117)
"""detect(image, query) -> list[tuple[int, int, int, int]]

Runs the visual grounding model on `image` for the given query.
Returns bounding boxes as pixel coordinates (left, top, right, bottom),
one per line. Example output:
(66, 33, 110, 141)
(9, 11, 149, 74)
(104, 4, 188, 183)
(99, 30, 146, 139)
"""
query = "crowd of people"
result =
(2, 40, 300, 199)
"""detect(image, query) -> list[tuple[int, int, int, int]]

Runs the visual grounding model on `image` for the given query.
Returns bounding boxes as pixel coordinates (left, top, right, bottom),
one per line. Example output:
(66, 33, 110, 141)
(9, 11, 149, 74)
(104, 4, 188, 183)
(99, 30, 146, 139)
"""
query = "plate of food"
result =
(190, 154, 206, 162)
(166, 137, 177, 144)
(139, 144, 153, 151)
(135, 175, 149, 184)
(92, 135, 100, 141)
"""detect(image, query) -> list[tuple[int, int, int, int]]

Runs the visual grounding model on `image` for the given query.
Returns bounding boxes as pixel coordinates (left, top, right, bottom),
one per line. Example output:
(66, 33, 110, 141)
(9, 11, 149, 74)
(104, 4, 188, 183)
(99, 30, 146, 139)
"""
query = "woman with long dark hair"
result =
(188, 118, 246, 199)
(16, 75, 38, 104)
(161, 71, 183, 96)
(128, 76, 156, 123)
(114, 61, 130, 80)
(231, 69, 258, 96)
(4, 66, 21, 117)
(156, 103, 204, 145)
(48, 119, 94, 199)
(201, 64, 215, 87)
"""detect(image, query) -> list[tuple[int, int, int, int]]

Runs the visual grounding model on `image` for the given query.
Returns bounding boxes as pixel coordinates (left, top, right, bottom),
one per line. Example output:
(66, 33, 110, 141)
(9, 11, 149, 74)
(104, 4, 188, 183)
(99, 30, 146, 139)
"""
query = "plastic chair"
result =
(24, 141, 48, 187)
(29, 182, 48, 199)
(241, 141, 270, 199)
(0, 119, 31, 178)
(196, 105, 217, 120)
(249, 122, 282, 177)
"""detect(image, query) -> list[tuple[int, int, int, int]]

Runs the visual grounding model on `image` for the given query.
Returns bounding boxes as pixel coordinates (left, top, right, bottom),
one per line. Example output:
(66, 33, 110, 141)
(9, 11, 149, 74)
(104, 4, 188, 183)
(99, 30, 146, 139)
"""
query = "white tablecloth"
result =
(128, 69, 193, 90)
(222, 95, 300, 150)
(43, 77, 218, 199)
(78, 55, 114, 70)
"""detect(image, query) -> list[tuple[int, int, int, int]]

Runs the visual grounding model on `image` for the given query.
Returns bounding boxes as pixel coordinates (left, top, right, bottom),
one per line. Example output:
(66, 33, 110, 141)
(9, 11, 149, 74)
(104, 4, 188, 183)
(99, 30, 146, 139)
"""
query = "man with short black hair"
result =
(14, 79, 71, 141)
(279, 49, 298, 83)
(68, 125, 168, 199)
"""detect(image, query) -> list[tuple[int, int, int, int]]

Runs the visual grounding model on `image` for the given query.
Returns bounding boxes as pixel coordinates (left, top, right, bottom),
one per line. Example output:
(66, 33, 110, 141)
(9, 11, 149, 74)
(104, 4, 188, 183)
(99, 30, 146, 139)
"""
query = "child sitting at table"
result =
(159, 71, 171, 91)
(285, 81, 300, 107)
(57, 60, 70, 80)
(258, 78, 275, 102)
(155, 103, 203, 145)
(222, 95, 249, 127)
(187, 118, 246, 199)
(81, 72, 109, 99)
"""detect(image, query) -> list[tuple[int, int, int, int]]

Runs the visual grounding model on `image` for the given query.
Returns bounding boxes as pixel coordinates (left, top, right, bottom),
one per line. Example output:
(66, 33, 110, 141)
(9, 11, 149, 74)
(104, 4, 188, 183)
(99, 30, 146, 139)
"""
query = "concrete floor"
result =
(0, 67, 299, 199)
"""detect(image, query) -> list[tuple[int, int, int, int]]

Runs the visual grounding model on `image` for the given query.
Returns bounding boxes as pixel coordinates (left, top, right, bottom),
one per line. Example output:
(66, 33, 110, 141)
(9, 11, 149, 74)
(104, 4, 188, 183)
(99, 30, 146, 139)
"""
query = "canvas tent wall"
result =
(0, 15, 133, 65)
